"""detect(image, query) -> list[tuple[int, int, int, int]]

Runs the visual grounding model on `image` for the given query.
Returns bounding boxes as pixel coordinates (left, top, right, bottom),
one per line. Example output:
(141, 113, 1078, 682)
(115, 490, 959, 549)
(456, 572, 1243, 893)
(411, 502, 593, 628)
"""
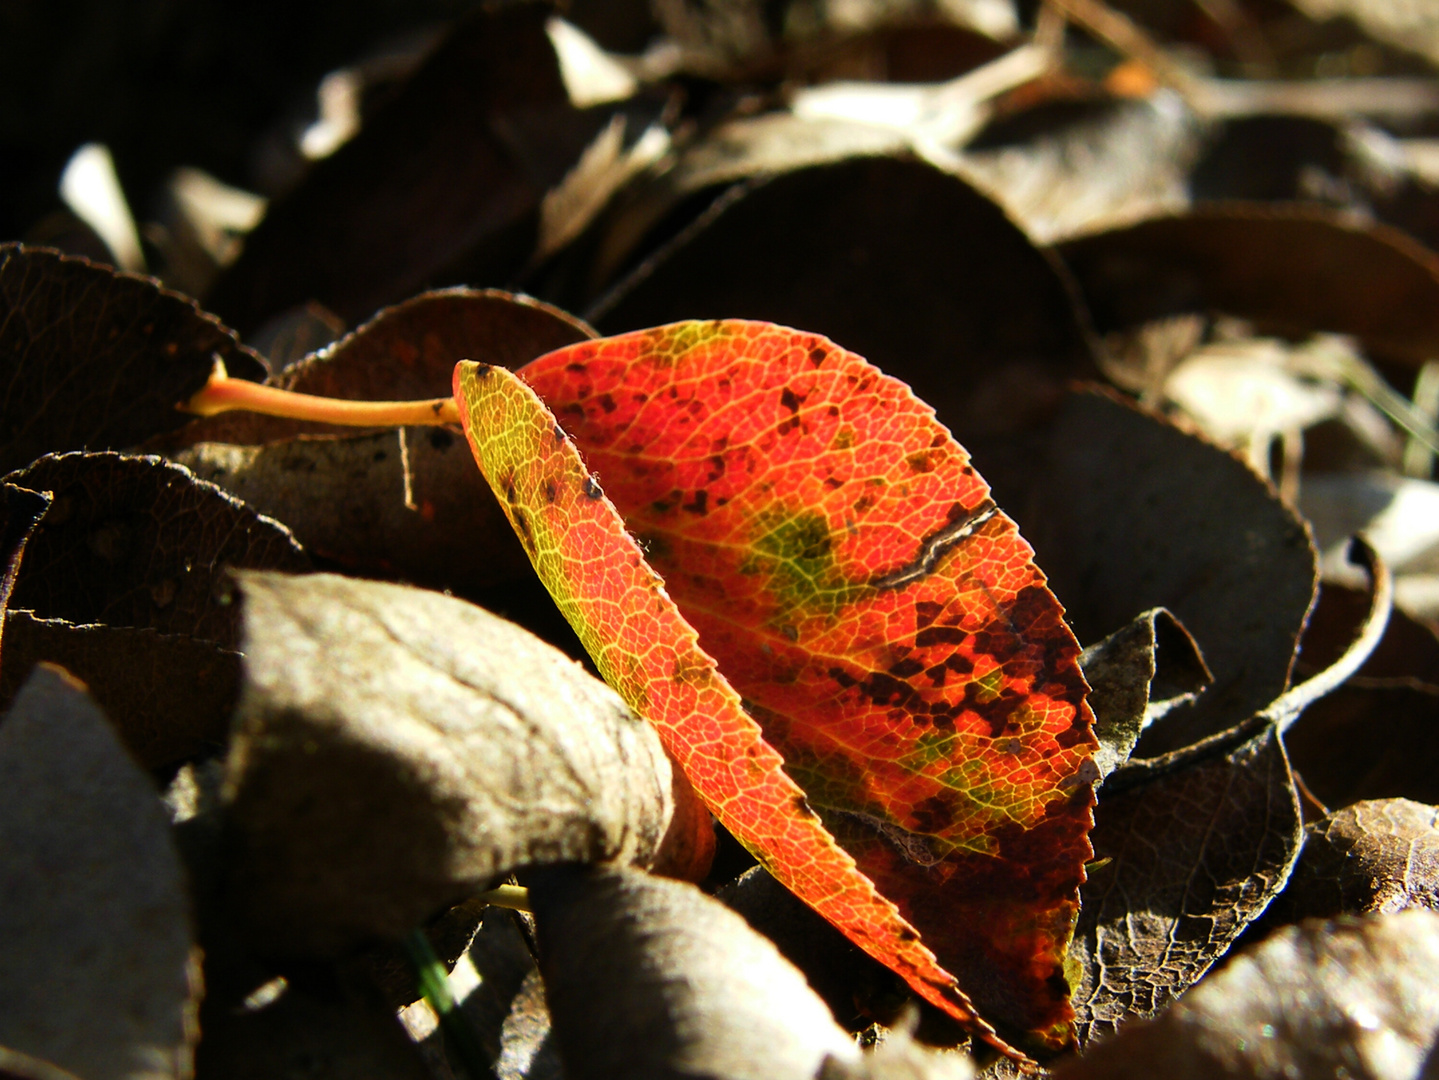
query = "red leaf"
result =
(455, 360, 1025, 1060)
(515, 321, 1098, 1049)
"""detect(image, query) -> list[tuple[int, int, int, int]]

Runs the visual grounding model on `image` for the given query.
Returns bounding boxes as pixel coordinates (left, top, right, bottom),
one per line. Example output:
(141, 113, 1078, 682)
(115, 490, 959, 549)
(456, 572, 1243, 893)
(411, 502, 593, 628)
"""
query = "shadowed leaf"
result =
(224, 571, 685, 956)
(0, 666, 199, 1080)
(0, 244, 266, 476)
(530, 864, 860, 1080)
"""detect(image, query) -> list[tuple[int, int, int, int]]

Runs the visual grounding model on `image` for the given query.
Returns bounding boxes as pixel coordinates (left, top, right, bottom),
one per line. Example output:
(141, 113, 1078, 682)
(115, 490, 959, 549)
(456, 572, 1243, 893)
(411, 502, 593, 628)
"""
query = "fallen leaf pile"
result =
(3, 1, 1439, 1078)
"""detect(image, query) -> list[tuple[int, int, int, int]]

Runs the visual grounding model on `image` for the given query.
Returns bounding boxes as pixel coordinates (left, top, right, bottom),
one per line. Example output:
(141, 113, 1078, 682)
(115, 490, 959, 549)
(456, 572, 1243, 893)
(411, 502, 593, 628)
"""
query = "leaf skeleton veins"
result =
(869, 500, 998, 592)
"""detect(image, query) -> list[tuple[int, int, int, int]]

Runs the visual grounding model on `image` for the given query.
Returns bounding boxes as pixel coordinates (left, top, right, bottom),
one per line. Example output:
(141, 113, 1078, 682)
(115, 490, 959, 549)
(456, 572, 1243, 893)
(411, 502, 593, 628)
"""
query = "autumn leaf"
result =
(510, 321, 1097, 1048)
(454, 359, 1024, 1060)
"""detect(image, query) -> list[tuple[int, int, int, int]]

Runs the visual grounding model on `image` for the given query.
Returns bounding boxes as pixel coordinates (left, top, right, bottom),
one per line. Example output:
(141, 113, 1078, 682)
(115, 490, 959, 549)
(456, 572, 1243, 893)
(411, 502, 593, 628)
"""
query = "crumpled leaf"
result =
(1078, 608, 1211, 780)
(507, 321, 1097, 1049)
(1057, 205, 1439, 368)
(587, 157, 1097, 449)
(1055, 910, 1439, 1080)
(455, 358, 1028, 1056)
(1069, 726, 1303, 1046)
(206, 6, 632, 333)
(1273, 798, 1439, 920)
(0, 243, 266, 475)
(223, 571, 690, 956)
(0, 665, 199, 1080)
(529, 863, 861, 1080)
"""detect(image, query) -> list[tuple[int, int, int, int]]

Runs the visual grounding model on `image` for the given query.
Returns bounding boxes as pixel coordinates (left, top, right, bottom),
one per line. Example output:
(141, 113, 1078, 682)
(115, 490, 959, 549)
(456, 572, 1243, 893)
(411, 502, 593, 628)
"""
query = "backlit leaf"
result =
(455, 359, 1022, 1058)
(512, 321, 1097, 1049)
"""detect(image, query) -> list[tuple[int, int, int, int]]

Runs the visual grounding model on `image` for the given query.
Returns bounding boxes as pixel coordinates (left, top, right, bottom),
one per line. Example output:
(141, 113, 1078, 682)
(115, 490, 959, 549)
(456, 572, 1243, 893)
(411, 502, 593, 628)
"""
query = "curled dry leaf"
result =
(1055, 910, 1439, 1080)
(0, 243, 266, 476)
(530, 863, 860, 1080)
(223, 571, 687, 956)
(1070, 726, 1303, 1046)
(1057, 205, 1439, 368)
(0, 666, 198, 1080)
(1274, 798, 1439, 920)
(1078, 607, 1211, 780)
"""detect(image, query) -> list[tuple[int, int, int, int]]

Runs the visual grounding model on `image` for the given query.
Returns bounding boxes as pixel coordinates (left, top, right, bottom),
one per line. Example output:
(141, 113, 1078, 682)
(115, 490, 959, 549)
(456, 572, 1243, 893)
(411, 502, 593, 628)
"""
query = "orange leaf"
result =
(455, 358, 1025, 1060)
(514, 321, 1097, 1050)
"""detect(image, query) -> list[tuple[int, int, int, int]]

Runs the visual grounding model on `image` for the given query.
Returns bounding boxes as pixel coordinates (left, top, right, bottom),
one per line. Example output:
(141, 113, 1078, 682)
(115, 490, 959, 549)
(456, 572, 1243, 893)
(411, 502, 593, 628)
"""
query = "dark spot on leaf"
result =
(598, 393, 617, 413)
(682, 490, 708, 515)
(780, 387, 803, 413)
(888, 657, 925, 679)
(915, 601, 944, 628)
(544, 481, 557, 504)
(809, 346, 827, 367)
(916, 626, 967, 648)
(583, 477, 603, 500)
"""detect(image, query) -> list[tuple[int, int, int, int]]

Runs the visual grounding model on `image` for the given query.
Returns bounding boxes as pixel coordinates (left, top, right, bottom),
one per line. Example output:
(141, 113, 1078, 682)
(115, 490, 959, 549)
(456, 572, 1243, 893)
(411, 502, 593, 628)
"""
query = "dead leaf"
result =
(0, 614, 239, 770)
(1274, 798, 1439, 920)
(0, 665, 199, 1080)
(1078, 608, 1211, 780)
(0, 244, 266, 476)
(1056, 910, 1439, 1080)
(1057, 205, 1439, 368)
(2, 452, 308, 647)
(988, 389, 1317, 756)
(1069, 726, 1303, 1046)
(955, 95, 1202, 244)
(223, 571, 682, 956)
(530, 863, 861, 1080)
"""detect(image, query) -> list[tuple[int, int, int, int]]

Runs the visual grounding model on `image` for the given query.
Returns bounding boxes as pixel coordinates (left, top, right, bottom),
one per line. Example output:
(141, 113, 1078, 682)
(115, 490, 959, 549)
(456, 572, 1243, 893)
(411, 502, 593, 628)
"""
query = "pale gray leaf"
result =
(0, 665, 198, 1080)
(531, 864, 859, 1080)
(224, 572, 677, 956)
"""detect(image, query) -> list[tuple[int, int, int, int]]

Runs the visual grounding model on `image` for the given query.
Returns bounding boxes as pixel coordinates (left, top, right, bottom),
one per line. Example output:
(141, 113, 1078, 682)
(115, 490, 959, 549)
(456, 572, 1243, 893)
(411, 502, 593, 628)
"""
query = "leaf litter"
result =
(4, 0, 1439, 1076)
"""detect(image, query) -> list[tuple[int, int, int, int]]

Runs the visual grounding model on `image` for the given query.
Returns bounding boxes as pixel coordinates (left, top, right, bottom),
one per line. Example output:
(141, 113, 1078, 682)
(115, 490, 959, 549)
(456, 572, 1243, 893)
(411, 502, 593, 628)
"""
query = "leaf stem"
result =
(181, 358, 459, 427)
(402, 928, 490, 1078)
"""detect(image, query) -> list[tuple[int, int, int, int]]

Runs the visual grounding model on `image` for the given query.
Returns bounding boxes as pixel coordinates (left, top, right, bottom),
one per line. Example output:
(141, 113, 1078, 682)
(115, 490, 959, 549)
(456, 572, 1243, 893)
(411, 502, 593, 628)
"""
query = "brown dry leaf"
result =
(0, 244, 266, 476)
(0, 666, 199, 1080)
(590, 155, 1098, 447)
(954, 95, 1202, 244)
(1069, 726, 1303, 1046)
(166, 289, 594, 595)
(3, 452, 308, 647)
(0, 615, 238, 770)
(530, 863, 861, 1080)
(1056, 910, 1439, 1080)
(1057, 205, 1439, 368)
(206, 6, 626, 333)
(1274, 798, 1439, 920)
(224, 571, 686, 956)
(988, 389, 1317, 756)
